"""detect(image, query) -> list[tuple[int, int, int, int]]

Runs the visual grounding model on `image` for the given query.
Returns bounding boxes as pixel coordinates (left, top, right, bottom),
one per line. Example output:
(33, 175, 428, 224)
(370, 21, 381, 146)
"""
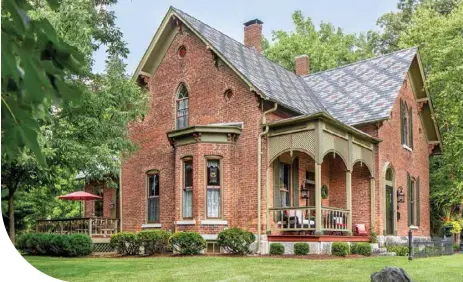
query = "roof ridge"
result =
(302, 47, 418, 78)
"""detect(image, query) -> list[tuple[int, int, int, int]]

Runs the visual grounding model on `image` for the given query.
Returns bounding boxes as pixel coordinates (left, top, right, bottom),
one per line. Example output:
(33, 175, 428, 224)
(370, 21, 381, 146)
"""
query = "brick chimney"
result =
(244, 19, 263, 53)
(295, 55, 310, 76)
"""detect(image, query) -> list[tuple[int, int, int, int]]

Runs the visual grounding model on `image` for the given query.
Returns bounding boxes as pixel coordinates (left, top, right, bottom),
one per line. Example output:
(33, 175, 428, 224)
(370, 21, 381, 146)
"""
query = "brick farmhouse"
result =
(87, 7, 442, 253)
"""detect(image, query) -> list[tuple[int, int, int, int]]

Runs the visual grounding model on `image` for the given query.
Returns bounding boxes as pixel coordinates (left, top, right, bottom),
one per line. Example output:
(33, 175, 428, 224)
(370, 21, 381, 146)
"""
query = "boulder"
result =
(371, 267, 412, 282)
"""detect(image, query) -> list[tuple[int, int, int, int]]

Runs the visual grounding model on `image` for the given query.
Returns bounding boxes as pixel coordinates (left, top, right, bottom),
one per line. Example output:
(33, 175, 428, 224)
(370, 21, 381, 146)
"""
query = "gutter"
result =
(257, 102, 277, 254)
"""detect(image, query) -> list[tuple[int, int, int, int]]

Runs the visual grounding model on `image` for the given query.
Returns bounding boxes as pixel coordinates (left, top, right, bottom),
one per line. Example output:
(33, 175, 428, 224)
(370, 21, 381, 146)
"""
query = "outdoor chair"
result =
(354, 223, 368, 236)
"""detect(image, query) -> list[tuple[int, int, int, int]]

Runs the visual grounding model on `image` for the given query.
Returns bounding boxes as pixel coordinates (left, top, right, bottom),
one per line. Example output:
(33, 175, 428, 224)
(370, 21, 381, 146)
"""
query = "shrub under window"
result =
(110, 232, 141, 256)
(294, 242, 309, 255)
(138, 230, 171, 255)
(269, 243, 284, 255)
(217, 228, 255, 255)
(331, 242, 350, 257)
(169, 232, 206, 255)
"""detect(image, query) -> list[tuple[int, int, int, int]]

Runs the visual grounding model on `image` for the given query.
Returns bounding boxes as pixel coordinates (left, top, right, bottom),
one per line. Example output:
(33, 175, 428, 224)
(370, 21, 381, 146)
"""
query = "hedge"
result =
(169, 232, 206, 255)
(294, 243, 309, 255)
(16, 233, 92, 257)
(110, 232, 141, 256)
(386, 245, 409, 256)
(331, 242, 350, 257)
(269, 243, 284, 255)
(351, 243, 372, 256)
(138, 230, 171, 255)
(217, 228, 255, 255)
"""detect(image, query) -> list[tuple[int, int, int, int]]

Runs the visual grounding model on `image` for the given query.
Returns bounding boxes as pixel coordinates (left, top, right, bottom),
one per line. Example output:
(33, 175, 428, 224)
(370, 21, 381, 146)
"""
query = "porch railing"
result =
(36, 217, 119, 237)
(268, 206, 350, 233)
(321, 207, 349, 232)
(269, 206, 316, 231)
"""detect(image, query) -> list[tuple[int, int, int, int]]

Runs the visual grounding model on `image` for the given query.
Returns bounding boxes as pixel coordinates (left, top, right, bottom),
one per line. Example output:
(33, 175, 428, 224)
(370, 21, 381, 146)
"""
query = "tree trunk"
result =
(8, 189, 15, 244)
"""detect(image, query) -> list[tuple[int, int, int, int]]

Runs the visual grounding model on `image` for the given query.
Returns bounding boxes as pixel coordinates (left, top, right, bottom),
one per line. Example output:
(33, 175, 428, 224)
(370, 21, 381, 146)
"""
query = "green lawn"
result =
(25, 254, 463, 282)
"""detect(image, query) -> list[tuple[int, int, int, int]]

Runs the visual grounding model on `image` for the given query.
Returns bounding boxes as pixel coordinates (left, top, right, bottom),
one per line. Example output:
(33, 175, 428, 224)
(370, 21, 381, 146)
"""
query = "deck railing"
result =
(36, 217, 119, 237)
(268, 206, 350, 232)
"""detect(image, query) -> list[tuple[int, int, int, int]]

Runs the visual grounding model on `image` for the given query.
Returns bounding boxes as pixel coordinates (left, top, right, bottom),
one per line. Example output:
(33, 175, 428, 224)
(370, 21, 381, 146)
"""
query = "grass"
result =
(25, 254, 463, 282)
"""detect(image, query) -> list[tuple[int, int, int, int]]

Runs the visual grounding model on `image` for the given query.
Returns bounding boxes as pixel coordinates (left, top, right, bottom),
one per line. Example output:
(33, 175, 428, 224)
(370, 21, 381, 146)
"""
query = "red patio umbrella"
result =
(58, 191, 102, 216)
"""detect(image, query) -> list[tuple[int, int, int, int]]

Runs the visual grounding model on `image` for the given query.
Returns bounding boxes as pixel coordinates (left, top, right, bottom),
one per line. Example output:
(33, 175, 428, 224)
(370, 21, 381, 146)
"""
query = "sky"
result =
(93, 0, 399, 74)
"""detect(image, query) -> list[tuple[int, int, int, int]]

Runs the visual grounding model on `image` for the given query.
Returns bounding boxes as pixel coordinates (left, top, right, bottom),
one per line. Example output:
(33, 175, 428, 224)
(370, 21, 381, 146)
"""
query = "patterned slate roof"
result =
(172, 7, 417, 125)
(172, 7, 327, 115)
(303, 48, 417, 125)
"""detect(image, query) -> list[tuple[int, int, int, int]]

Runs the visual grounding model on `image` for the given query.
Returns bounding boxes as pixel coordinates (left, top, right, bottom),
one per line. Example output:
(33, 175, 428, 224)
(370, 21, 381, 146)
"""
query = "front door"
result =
(385, 185, 394, 235)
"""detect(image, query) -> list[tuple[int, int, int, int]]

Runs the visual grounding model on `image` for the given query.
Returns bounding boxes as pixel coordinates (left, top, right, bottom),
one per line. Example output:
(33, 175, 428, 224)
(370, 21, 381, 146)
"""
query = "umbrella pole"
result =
(80, 201, 82, 217)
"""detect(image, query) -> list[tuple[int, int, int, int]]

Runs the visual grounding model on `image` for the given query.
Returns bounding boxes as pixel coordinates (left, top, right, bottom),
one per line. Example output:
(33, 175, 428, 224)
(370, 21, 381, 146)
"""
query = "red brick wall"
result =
(122, 29, 265, 233)
(83, 182, 115, 218)
(356, 75, 431, 237)
(351, 162, 371, 232)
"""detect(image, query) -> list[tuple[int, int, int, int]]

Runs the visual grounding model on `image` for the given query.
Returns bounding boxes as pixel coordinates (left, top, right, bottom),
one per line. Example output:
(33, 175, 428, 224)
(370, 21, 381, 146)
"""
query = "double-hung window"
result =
(183, 160, 193, 218)
(206, 159, 221, 218)
(176, 84, 189, 129)
(400, 99, 413, 149)
(279, 163, 291, 207)
(147, 171, 160, 223)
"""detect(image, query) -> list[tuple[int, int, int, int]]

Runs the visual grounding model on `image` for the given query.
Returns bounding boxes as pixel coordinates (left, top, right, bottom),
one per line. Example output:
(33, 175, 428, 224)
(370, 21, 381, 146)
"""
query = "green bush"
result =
(217, 228, 256, 255)
(331, 242, 350, 257)
(386, 245, 409, 256)
(169, 232, 206, 255)
(294, 243, 309, 255)
(110, 232, 141, 256)
(138, 230, 171, 255)
(269, 243, 284, 255)
(16, 233, 92, 256)
(351, 243, 372, 256)
(453, 244, 460, 252)
(370, 232, 377, 243)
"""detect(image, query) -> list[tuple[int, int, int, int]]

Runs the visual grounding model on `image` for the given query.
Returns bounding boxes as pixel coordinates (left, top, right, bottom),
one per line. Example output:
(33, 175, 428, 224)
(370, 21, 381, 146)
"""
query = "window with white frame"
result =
(183, 159, 193, 218)
(279, 163, 291, 207)
(206, 159, 221, 218)
(176, 84, 189, 129)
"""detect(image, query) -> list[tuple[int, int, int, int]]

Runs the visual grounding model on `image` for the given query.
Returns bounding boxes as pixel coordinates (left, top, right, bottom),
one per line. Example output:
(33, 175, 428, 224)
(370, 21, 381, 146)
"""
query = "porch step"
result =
(375, 252, 396, 256)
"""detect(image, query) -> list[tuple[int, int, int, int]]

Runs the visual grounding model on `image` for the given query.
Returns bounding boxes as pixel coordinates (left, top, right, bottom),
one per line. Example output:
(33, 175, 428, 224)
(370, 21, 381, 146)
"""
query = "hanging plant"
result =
(321, 185, 328, 199)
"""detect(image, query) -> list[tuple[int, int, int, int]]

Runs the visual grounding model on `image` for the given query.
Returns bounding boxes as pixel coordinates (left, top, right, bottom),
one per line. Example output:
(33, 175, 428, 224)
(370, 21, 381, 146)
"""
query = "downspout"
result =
(257, 101, 277, 254)
(119, 165, 123, 232)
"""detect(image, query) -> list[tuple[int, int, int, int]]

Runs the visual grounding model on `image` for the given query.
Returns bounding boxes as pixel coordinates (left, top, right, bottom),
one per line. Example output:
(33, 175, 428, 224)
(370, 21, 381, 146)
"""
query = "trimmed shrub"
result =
(169, 232, 206, 255)
(16, 233, 92, 257)
(110, 232, 141, 256)
(386, 245, 409, 256)
(351, 243, 372, 256)
(217, 228, 256, 255)
(453, 244, 460, 252)
(269, 243, 284, 255)
(138, 230, 171, 255)
(294, 243, 309, 255)
(331, 242, 350, 257)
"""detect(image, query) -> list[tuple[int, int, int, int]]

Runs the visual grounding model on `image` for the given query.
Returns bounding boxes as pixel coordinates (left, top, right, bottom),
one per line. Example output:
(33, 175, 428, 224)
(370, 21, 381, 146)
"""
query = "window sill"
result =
(200, 219, 228, 225)
(202, 234, 218, 240)
(408, 225, 419, 230)
(402, 144, 413, 152)
(176, 220, 196, 225)
(142, 223, 162, 228)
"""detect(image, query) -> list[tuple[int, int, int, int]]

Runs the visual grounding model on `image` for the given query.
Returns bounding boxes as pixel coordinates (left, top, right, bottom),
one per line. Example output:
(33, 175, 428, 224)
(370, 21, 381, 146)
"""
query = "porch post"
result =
(315, 163, 322, 235)
(345, 170, 352, 235)
(370, 177, 376, 232)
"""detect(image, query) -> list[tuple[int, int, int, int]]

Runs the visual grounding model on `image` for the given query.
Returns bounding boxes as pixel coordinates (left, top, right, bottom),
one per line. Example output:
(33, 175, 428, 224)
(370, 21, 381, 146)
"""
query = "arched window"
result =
(400, 99, 413, 149)
(176, 84, 189, 129)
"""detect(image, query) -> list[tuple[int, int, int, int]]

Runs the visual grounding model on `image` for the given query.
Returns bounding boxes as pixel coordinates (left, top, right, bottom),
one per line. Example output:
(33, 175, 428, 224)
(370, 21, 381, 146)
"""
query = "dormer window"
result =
(400, 99, 413, 149)
(176, 83, 189, 129)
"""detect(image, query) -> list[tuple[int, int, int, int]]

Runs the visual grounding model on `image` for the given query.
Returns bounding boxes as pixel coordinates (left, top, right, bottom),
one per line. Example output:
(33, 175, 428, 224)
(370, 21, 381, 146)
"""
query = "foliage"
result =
(453, 244, 460, 252)
(169, 232, 206, 255)
(216, 228, 256, 255)
(444, 221, 462, 234)
(16, 233, 92, 256)
(293, 242, 309, 255)
(269, 243, 285, 255)
(398, 2, 463, 235)
(331, 242, 350, 257)
(386, 245, 409, 256)
(138, 230, 171, 255)
(263, 10, 374, 73)
(110, 232, 141, 256)
(321, 185, 328, 199)
(370, 231, 378, 243)
(351, 243, 372, 256)
(1, 0, 85, 164)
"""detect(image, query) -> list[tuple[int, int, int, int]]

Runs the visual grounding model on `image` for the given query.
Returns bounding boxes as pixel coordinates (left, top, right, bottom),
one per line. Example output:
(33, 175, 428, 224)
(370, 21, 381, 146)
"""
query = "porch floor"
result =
(267, 235, 370, 242)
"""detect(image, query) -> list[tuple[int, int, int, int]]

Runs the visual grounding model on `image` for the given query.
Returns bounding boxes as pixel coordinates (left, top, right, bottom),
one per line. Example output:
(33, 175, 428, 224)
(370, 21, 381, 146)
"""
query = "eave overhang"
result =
(167, 125, 242, 147)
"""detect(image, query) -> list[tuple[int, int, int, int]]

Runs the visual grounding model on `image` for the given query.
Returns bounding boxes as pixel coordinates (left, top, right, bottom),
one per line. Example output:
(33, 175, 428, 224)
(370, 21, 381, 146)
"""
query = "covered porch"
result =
(265, 113, 379, 237)
(36, 217, 119, 240)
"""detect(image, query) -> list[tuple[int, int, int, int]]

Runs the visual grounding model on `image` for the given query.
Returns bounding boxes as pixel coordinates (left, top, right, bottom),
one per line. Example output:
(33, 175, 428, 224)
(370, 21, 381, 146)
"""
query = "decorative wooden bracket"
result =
(417, 100, 428, 113)
(428, 143, 437, 154)
(175, 18, 183, 33)
(140, 75, 151, 91)
(192, 133, 202, 142)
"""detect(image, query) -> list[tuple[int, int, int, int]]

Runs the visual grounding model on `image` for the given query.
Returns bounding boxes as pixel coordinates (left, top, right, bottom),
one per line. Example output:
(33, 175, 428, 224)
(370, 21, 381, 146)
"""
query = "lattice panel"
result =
(93, 243, 115, 253)
(291, 130, 315, 155)
(322, 132, 349, 165)
(268, 130, 315, 162)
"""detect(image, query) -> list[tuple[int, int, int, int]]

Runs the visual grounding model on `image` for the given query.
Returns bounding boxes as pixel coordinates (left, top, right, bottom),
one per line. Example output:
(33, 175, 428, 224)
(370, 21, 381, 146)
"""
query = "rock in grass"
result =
(370, 267, 412, 282)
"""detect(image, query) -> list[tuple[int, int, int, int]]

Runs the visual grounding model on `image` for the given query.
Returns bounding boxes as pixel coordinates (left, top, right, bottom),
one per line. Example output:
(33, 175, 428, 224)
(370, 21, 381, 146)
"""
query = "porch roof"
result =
(266, 112, 381, 144)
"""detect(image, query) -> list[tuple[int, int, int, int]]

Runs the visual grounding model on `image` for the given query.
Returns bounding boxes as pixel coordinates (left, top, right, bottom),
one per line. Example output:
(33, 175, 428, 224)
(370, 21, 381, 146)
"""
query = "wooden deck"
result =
(36, 217, 119, 238)
(267, 234, 370, 242)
